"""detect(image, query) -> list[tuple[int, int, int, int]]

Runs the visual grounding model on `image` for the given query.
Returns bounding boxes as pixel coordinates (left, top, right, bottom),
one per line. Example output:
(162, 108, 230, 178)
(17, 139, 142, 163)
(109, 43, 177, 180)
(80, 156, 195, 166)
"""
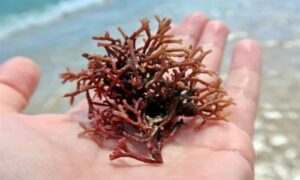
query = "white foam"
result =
(0, 0, 106, 40)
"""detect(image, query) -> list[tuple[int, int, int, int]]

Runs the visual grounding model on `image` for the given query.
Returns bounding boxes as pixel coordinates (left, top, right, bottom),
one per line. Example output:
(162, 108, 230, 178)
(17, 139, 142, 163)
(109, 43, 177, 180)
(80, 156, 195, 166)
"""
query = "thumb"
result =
(0, 57, 40, 113)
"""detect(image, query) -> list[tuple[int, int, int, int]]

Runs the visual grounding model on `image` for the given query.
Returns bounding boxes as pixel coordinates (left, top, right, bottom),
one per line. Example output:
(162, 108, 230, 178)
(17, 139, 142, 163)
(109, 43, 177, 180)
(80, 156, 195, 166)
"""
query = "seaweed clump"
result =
(60, 16, 234, 164)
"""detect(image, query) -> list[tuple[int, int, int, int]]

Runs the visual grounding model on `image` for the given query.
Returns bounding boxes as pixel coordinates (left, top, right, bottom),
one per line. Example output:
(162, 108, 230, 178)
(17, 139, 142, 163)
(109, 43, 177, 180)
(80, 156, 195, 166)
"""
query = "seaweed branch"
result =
(60, 17, 234, 164)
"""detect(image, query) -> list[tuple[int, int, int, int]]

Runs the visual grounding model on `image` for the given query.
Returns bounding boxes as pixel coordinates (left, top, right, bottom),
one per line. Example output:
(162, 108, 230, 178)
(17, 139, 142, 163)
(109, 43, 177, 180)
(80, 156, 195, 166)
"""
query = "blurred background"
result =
(0, 0, 299, 179)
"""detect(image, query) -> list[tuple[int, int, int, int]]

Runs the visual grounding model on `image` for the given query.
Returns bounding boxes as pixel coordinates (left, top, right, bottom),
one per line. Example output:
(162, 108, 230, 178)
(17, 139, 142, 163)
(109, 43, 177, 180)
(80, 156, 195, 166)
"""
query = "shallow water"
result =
(0, 0, 299, 179)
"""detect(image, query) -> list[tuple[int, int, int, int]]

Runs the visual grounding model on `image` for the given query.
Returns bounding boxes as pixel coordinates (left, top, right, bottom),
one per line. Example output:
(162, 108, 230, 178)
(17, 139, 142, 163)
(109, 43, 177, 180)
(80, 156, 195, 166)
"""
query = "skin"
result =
(0, 12, 261, 180)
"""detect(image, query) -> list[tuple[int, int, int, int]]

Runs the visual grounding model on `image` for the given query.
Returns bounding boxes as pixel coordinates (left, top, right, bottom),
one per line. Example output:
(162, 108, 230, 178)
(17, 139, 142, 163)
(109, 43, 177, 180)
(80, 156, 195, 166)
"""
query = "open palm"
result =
(0, 13, 261, 180)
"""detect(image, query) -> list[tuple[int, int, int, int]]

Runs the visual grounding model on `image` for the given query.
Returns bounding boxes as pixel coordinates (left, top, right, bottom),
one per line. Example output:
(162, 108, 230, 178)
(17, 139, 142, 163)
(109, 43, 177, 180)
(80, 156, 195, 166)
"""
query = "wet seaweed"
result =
(60, 16, 234, 164)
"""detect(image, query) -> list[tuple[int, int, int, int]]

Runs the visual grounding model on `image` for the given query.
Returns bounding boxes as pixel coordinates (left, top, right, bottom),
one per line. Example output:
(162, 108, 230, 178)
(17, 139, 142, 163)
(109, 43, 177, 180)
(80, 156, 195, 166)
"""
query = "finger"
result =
(0, 57, 41, 113)
(174, 12, 208, 47)
(196, 21, 230, 72)
(225, 39, 262, 136)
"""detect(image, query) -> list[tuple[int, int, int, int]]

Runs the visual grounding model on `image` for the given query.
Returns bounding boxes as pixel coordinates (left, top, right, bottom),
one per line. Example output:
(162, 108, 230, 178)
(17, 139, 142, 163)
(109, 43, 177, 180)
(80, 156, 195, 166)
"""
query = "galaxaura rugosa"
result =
(60, 16, 234, 164)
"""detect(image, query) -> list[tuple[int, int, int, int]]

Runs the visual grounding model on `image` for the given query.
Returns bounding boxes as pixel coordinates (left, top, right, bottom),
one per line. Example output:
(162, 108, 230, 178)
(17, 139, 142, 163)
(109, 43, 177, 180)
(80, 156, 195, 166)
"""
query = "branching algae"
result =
(60, 16, 234, 164)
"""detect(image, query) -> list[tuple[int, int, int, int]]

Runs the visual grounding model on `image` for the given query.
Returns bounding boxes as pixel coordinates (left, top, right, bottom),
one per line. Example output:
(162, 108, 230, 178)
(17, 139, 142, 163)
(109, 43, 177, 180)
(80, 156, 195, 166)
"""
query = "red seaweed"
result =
(60, 16, 234, 164)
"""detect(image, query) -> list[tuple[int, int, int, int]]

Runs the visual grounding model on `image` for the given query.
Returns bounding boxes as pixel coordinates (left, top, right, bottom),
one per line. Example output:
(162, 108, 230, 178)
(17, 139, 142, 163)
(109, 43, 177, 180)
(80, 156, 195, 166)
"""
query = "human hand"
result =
(0, 12, 261, 180)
